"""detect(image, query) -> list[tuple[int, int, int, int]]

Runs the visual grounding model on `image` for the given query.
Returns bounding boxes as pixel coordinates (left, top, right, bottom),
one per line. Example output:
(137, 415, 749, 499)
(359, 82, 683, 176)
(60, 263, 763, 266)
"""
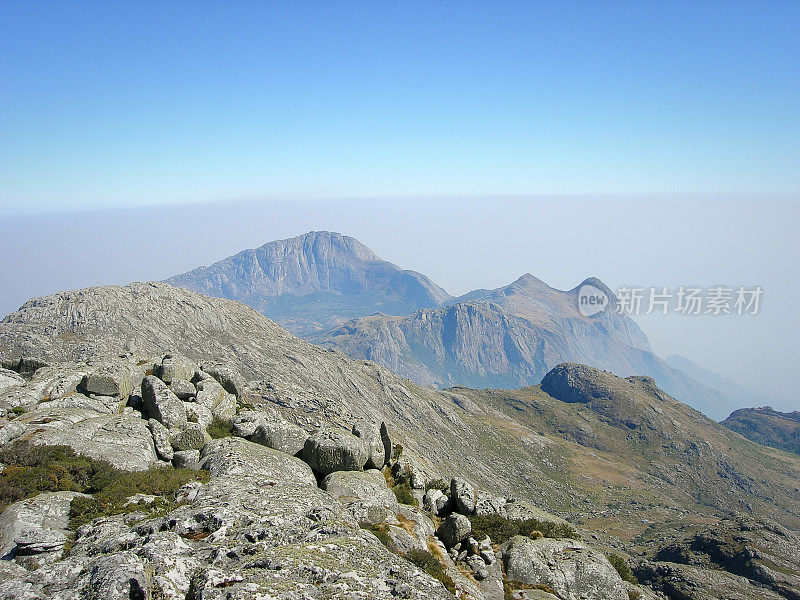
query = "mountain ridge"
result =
(166, 231, 743, 420)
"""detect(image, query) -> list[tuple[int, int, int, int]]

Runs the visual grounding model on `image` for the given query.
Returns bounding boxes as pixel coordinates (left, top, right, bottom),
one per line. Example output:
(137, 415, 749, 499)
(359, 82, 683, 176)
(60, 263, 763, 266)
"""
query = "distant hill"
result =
(722, 406, 800, 455)
(166, 231, 451, 335)
(167, 231, 741, 419)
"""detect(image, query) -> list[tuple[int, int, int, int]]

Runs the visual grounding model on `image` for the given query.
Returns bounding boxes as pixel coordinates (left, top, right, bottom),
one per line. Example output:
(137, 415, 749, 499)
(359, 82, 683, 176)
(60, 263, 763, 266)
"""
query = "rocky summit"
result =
(0, 282, 799, 599)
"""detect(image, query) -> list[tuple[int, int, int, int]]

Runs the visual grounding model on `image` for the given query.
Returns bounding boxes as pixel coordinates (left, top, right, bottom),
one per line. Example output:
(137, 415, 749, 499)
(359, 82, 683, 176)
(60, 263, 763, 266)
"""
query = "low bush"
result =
(207, 417, 234, 439)
(405, 548, 456, 594)
(424, 478, 449, 492)
(469, 513, 577, 544)
(391, 481, 419, 507)
(0, 441, 207, 526)
(605, 551, 638, 584)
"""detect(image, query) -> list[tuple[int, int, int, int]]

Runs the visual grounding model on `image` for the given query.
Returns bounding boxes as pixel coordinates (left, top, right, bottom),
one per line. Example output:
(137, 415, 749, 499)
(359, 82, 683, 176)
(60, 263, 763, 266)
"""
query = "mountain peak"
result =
(166, 232, 450, 336)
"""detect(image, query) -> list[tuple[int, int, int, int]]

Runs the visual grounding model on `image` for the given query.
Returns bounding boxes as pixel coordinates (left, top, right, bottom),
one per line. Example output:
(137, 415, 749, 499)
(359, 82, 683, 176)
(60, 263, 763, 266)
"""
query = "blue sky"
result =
(1, 1, 798, 212)
(1, 2, 799, 409)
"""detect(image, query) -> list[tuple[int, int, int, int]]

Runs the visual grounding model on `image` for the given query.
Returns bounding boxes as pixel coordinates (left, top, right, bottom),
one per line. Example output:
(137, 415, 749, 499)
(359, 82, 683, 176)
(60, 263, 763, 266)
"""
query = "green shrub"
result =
(0, 441, 207, 526)
(207, 417, 234, 439)
(391, 481, 419, 507)
(391, 443, 403, 461)
(605, 552, 638, 584)
(10, 406, 26, 416)
(359, 522, 393, 549)
(469, 513, 577, 544)
(405, 548, 456, 594)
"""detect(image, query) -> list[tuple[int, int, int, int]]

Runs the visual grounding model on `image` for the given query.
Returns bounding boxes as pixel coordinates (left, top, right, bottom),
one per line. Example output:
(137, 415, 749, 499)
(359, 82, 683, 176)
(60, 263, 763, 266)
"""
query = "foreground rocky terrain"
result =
(0, 282, 798, 599)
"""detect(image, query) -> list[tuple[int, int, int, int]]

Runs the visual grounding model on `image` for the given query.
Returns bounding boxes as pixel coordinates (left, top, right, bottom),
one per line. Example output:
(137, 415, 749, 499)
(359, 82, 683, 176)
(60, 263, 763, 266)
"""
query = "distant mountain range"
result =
(167, 231, 751, 420)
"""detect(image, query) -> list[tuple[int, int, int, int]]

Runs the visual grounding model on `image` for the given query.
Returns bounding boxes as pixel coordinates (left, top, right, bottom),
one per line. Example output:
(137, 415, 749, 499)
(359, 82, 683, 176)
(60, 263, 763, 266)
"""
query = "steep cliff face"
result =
(313, 277, 737, 420)
(166, 231, 451, 335)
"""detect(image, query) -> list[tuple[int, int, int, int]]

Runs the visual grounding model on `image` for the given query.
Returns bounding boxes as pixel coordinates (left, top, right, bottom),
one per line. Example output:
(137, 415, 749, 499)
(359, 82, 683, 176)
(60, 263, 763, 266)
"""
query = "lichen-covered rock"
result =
(154, 354, 196, 385)
(437, 513, 471, 548)
(501, 536, 628, 600)
(475, 490, 507, 516)
(302, 427, 369, 475)
(168, 379, 195, 400)
(424, 489, 449, 516)
(353, 420, 387, 469)
(80, 362, 132, 398)
(141, 375, 186, 430)
(0, 368, 25, 394)
(200, 435, 316, 485)
(251, 416, 308, 455)
(0, 491, 88, 565)
(148, 418, 174, 461)
(169, 422, 210, 451)
(321, 469, 398, 524)
(210, 391, 236, 422)
(231, 410, 266, 438)
(184, 402, 212, 430)
(172, 449, 200, 470)
(199, 361, 246, 398)
(451, 477, 476, 515)
(380, 421, 392, 467)
(27, 413, 157, 471)
(194, 377, 227, 411)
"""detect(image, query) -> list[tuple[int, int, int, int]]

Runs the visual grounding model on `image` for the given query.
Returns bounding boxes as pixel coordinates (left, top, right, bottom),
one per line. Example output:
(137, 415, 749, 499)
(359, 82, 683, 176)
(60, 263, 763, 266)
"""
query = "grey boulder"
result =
(200, 435, 316, 485)
(154, 354, 196, 385)
(352, 420, 387, 470)
(141, 375, 186, 430)
(451, 478, 477, 515)
(437, 513, 472, 548)
(168, 379, 196, 400)
(199, 361, 246, 398)
(501, 536, 628, 600)
(302, 427, 369, 475)
(424, 488, 449, 516)
(147, 418, 174, 462)
(172, 449, 201, 470)
(321, 469, 399, 524)
(251, 416, 308, 456)
(169, 422, 211, 451)
(80, 362, 133, 398)
(27, 413, 157, 471)
(0, 491, 88, 565)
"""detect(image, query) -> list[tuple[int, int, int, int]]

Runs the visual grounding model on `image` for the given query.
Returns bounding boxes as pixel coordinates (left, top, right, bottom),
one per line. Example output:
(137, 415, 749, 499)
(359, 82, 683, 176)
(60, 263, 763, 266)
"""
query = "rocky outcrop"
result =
(353, 420, 388, 470)
(141, 375, 186, 430)
(436, 513, 471, 548)
(645, 515, 800, 600)
(302, 427, 369, 475)
(321, 469, 399, 524)
(0, 491, 87, 566)
(501, 536, 628, 600)
(0, 435, 454, 600)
